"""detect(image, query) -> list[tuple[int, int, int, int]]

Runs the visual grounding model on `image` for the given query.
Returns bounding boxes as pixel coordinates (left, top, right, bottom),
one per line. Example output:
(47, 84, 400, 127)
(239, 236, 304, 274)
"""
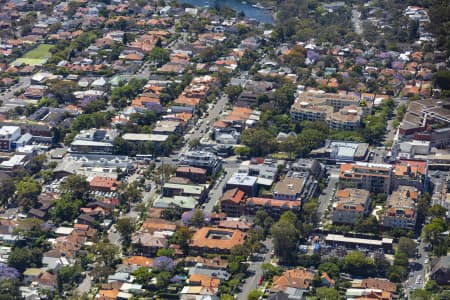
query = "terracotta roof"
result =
(141, 218, 177, 232)
(123, 256, 154, 268)
(189, 274, 220, 288)
(176, 166, 207, 175)
(221, 188, 246, 204)
(97, 288, 119, 300)
(360, 278, 396, 293)
(183, 256, 228, 269)
(189, 227, 246, 251)
(246, 197, 301, 209)
(272, 269, 314, 292)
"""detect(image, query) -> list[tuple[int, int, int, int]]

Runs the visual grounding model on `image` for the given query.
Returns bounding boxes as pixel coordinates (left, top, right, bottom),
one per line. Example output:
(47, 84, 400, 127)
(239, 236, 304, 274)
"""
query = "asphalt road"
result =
(204, 159, 239, 214)
(406, 240, 427, 296)
(0, 77, 31, 113)
(236, 239, 274, 299)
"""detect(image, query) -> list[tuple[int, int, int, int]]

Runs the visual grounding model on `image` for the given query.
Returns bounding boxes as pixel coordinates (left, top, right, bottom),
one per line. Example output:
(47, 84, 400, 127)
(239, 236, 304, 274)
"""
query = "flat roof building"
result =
(226, 173, 258, 196)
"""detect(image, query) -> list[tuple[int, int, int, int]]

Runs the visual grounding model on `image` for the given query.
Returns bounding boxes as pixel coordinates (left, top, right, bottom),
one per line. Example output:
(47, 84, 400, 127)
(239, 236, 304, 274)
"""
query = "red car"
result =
(258, 275, 264, 286)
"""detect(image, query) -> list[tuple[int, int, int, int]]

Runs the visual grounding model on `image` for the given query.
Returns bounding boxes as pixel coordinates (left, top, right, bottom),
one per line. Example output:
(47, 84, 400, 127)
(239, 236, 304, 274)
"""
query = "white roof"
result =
(71, 140, 113, 147)
(55, 226, 74, 235)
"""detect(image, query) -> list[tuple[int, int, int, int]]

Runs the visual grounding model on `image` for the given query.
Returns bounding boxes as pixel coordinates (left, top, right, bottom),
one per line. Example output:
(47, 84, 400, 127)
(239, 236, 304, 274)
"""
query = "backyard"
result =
(14, 44, 53, 66)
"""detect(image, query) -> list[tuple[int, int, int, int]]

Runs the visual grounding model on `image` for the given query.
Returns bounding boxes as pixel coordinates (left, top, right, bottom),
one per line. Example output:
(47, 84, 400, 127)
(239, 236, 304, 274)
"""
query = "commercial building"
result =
(329, 141, 369, 162)
(225, 173, 258, 196)
(332, 189, 371, 225)
(176, 166, 208, 184)
(180, 151, 222, 176)
(69, 129, 118, 154)
(324, 234, 394, 253)
(382, 186, 418, 230)
(399, 99, 450, 148)
(0, 126, 21, 151)
(162, 182, 208, 202)
(339, 162, 393, 194)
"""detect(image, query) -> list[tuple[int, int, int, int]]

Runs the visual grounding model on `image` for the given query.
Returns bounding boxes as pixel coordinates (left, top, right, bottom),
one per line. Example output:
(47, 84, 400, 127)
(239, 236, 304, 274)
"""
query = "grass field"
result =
(14, 44, 53, 66)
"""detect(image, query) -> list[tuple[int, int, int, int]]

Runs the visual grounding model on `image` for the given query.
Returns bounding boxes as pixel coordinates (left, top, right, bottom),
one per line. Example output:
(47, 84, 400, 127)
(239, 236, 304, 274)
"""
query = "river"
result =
(179, 0, 274, 24)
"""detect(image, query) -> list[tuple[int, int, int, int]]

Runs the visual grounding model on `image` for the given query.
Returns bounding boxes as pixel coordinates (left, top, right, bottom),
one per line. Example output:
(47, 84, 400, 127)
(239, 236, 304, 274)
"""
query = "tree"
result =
(423, 218, 446, 243)
(428, 204, 447, 219)
(57, 264, 83, 294)
(0, 280, 20, 300)
(120, 183, 141, 207)
(355, 215, 379, 234)
(93, 241, 119, 269)
(148, 47, 170, 67)
(51, 194, 83, 223)
(15, 177, 41, 210)
(190, 208, 205, 227)
(343, 251, 375, 277)
(116, 218, 136, 248)
(411, 289, 432, 300)
(224, 85, 243, 102)
(271, 219, 298, 264)
(154, 256, 174, 271)
(156, 248, 175, 258)
(241, 128, 277, 157)
(46, 80, 78, 104)
(315, 287, 340, 300)
(155, 271, 172, 289)
(318, 261, 340, 279)
(425, 279, 440, 293)
(61, 175, 89, 200)
(397, 237, 417, 258)
(171, 225, 192, 251)
(28, 154, 48, 175)
(14, 218, 47, 241)
(0, 177, 15, 205)
(247, 289, 262, 300)
(434, 70, 450, 90)
(234, 146, 250, 157)
(8, 247, 34, 273)
(133, 267, 152, 285)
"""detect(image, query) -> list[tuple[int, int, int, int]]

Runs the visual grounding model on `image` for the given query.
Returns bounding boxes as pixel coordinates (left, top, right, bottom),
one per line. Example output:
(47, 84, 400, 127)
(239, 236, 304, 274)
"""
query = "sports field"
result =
(14, 44, 53, 66)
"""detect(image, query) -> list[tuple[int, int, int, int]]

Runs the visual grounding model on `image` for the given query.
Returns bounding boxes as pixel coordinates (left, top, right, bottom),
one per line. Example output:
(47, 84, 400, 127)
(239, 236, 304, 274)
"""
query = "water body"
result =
(179, 0, 274, 24)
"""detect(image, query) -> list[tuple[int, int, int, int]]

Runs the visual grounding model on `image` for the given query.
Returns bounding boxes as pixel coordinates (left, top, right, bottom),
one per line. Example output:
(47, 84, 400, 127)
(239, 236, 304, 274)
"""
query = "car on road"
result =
(258, 275, 264, 285)
(144, 184, 151, 192)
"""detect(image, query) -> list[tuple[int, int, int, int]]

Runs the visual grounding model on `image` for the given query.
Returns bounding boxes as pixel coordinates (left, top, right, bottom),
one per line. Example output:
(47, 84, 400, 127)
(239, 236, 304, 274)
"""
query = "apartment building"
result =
(290, 101, 333, 122)
(339, 162, 393, 194)
(382, 186, 418, 230)
(245, 197, 301, 218)
(272, 177, 305, 201)
(328, 105, 364, 131)
(392, 159, 428, 192)
(332, 188, 371, 225)
(399, 99, 450, 148)
(290, 93, 364, 130)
